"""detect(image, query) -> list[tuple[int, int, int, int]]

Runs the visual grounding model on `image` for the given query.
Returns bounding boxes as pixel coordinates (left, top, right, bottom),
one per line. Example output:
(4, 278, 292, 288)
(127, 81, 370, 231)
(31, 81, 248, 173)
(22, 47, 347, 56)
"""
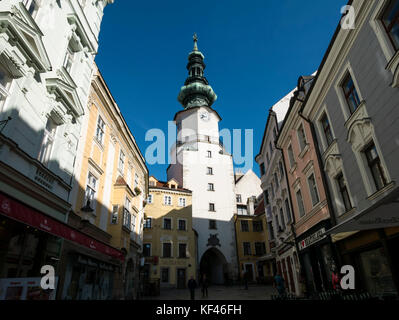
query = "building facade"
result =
(301, 0, 399, 297)
(58, 65, 148, 300)
(256, 90, 301, 295)
(167, 35, 238, 284)
(143, 176, 196, 289)
(277, 76, 336, 296)
(0, 0, 113, 300)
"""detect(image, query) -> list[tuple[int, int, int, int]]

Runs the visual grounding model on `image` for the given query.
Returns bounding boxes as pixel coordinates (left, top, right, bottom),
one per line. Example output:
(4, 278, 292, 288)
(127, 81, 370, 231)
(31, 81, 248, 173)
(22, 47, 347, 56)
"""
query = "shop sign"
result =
(0, 193, 124, 262)
(0, 277, 58, 300)
(298, 228, 326, 250)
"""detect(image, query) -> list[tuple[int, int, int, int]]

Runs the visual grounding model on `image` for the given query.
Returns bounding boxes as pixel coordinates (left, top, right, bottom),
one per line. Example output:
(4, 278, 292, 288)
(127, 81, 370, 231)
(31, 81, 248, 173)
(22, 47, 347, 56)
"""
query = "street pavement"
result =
(147, 284, 276, 300)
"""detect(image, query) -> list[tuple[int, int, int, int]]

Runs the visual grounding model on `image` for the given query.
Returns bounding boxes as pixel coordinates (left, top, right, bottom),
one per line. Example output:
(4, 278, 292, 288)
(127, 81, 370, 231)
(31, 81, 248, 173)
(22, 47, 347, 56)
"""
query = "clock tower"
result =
(167, 35, 238, 284)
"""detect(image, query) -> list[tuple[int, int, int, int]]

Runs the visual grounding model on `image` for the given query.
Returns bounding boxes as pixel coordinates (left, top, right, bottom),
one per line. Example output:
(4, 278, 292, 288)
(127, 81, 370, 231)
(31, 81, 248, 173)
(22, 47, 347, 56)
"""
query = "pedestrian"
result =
(243, 270, 249, 290)
(201, 274, 209, 298)
(187, 276, 197, 300)
(273, 272, 286, 298)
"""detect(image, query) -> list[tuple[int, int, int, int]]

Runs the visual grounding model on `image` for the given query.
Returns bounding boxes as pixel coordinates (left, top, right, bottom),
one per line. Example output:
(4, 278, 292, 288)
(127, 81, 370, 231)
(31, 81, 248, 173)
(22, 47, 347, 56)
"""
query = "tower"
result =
(167, 34, 238, 284)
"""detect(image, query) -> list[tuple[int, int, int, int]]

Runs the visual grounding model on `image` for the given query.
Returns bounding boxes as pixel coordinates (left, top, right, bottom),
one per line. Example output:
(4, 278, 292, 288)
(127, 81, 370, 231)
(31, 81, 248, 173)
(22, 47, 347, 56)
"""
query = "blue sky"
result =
(95, 0, 347, 181)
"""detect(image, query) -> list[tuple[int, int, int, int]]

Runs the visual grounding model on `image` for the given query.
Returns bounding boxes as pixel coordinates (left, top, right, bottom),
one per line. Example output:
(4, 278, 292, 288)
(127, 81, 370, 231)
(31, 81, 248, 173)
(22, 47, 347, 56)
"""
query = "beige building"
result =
(142, 176, 196, 289)
(58, 64, 148, 300)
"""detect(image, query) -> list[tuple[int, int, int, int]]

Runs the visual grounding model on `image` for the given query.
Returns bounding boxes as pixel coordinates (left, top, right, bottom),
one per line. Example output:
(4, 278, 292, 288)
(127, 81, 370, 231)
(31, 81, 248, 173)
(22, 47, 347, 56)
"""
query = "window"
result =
(243, 242, 251, 256)
(209, 220, 217, 230)
(134, 173, 139, 188)
(207, 183, 214, 191)
(111, 205, 118, 224)
(241, 220, 249, 232)
(147, 194, 153, 204)
(161, 268, 169, 283)
(149, 181, 155, 187)
(63, 45, 74, 73)
(288, 145, 295, 168)
(123, 198, 131, 230)
(271, 183, 275, 199)
(285, 199, 292, 223)
(279, 161, 284, 179)
(279, 208, 286, 230)
(260, 163, 266, 176)
(23, 0, 39, 18)
(0, 63, 12, 101)
(118, 150, 125, 173)
(298, 124, 307, 151)
(296, 189, 305, 217)
(164, 195, 172, 206)
(320, 113, 334, 146)
(207, 151, 212, 158)
(237, 205, 247, 215)
(178, 243, 187, 258)
(342, 73, 361, 114)
(269, 141, 273, 154)
(178, 219, 186, 231)
(144, 217, 152, 229)
(274, 172, 279, 189)
(255, 242, 266, 256)
(207, 167, 213, 175)
(336, 173, 352, 212)
(253, 221, 263, 232)
(178, 197, 186, 207)
(236, 194, 242, 203)
(163, 218, 172, 230)
(38, 118, 57, 166)
(364, 143, 387, 191)
(162, 243, 172, 258)
(263, 190, 270, 206)
(381, 0, 399, 51)
(84, 172, 97, 210)
(95, 116, 105, 144)
(209, 203, 215, 212)
(268, 222, 275, 240)
(131, 214, 136, 232)
(143, 243, 151, 257)
(308, 173, 320, 206)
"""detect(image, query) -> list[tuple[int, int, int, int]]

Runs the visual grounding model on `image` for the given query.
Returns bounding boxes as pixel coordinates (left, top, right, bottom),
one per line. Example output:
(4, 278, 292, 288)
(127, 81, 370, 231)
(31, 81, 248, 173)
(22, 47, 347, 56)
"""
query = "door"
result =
(177, 268, 186, 289)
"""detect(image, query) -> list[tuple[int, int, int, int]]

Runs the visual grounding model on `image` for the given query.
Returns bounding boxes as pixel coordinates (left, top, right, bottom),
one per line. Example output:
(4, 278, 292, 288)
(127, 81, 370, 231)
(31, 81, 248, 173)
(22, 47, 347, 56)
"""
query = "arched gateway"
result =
(200, 248, 228, 285)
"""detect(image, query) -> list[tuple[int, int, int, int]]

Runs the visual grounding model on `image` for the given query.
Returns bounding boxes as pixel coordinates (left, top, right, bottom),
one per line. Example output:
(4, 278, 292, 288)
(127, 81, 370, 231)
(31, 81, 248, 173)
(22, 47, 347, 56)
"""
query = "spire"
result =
(177, 34, 217, 109)
(193, 33, 198, 51)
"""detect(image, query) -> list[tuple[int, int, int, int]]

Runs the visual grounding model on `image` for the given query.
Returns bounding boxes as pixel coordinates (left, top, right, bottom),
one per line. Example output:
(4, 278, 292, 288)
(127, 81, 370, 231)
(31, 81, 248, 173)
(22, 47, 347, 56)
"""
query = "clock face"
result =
(200, 111, 210, 122)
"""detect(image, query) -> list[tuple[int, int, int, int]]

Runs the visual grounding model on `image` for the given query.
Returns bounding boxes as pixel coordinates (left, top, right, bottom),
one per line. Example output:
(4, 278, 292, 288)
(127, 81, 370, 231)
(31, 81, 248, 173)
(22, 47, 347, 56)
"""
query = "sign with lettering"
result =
(298, 228, 326, 250)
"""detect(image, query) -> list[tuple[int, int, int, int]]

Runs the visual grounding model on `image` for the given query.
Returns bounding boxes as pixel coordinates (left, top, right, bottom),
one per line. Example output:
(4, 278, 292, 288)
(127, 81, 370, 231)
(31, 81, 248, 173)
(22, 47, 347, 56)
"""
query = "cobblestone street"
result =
(147, 285, 276, 300)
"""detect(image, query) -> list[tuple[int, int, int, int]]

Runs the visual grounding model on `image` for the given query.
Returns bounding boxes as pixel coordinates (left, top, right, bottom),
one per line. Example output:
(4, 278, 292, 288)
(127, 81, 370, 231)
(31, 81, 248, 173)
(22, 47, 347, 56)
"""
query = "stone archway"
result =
(200, 248, 228, 285)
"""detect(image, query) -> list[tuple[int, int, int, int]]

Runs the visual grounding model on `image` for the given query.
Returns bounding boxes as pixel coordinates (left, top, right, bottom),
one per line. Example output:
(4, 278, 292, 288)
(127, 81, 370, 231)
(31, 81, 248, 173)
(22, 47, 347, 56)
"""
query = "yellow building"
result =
(234, 197, 273, 284)
(57, 65, 149, 300)
(142, 176, 196, 290)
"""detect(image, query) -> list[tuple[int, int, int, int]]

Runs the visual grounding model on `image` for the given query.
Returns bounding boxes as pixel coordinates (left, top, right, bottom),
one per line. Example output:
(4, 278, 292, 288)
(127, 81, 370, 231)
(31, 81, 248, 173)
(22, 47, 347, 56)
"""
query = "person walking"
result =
(273, 272, 286, 298)
(187, 276, 197, 300)
(201, 274, 209, 298)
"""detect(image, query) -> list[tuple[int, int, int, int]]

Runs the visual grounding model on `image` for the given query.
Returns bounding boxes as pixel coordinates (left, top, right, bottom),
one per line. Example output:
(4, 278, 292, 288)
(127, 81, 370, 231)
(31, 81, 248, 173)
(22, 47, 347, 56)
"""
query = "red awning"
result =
(0, 192, 124, 262)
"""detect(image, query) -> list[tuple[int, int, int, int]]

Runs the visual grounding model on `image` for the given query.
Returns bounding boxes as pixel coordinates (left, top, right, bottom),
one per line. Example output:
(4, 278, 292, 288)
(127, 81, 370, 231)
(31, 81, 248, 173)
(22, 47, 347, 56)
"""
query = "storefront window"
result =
(359, 247, 397, 297)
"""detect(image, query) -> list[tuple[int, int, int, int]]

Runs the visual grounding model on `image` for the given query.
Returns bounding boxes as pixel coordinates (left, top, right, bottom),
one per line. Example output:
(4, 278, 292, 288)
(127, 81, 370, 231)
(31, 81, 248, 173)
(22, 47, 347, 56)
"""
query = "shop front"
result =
(0, 192, 124, 300)
(297, 220, 336, 295)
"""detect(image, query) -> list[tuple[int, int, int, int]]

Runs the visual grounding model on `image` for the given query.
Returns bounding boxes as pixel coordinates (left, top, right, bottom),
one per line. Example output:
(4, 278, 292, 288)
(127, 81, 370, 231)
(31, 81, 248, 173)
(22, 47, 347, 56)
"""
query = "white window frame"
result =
(111, 205, 119, 224)
(147, 194, 153, 204)
(0, 63, 12, 104)
(178, 197, 186, 207)
(164, 195, 172, 206)
(316, 106, 336, 153)
(143, 217, 152, 229)
(334, 63, 364, 122)
(84, 172, 98, 213)
(207, 150, 212, 158)
(95, 115, 105, 145)
(295, 186, 306, 218)
(38, 117, 57, 166)
(118, 150, 125, 174)
(23, 0, 40, 18)
(306, 171, 320, 208)
(207, 183, 214, 191)
(287, 143, 296, 169)
(207, 167, 213, 175)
